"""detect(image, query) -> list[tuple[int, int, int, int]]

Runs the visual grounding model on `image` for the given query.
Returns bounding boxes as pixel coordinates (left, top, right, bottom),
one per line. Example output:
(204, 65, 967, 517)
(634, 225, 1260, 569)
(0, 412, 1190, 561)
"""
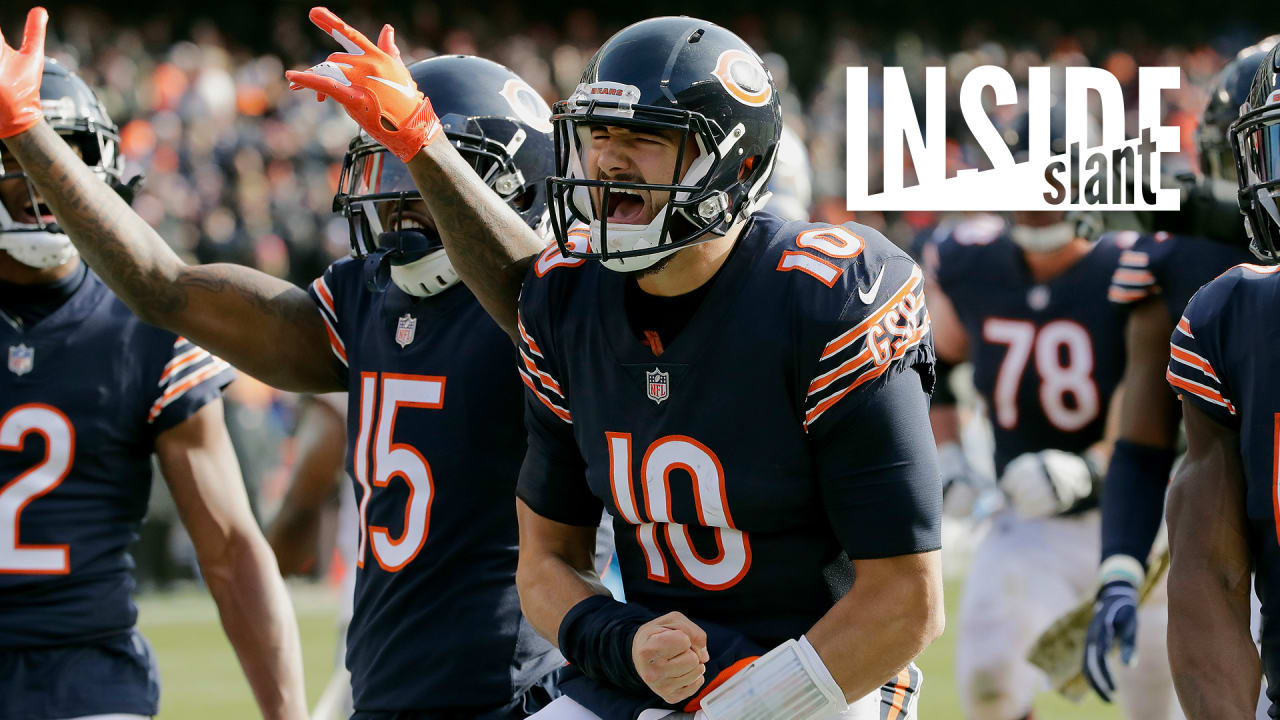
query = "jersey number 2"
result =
(353, 373, 443, 572)
(0, 404, 73, 575)
(606, 433, 751, 591)
(983, 318, 1099, 431)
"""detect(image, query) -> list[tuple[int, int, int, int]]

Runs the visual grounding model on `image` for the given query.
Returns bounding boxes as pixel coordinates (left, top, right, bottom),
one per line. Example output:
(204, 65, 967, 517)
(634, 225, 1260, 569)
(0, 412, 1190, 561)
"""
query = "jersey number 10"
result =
(606, 432, 751, 591)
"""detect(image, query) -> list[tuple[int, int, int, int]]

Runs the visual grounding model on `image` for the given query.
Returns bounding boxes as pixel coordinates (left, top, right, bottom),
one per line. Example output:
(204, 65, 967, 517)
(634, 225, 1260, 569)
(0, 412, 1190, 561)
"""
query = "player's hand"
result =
(632, 611, 711, 704)
(999, 449, 1096, 519)
(285, 7, 440, 162)
(0, 7, 47, 139)
(1082, 579, 1140, 702)
(938, 442, 995, 518)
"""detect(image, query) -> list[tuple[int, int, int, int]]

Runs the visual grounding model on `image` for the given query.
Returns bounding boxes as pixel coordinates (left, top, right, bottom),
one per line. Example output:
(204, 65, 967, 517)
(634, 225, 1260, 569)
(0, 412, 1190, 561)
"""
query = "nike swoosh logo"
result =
(368, 75, 417, 99)
(858, 267, 885, 304)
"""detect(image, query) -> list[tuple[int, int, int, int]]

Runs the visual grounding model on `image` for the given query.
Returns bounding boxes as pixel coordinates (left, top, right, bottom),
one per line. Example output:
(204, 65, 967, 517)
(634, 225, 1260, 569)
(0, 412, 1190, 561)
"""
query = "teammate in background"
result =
(925, 107, 1183, 720)
(0, 10, 572, 718)
(1082, 38, 1273, 710)
(1165, 39, 1280, 718)
(289, 11, 943, 720)
(267, 393, 356, 720)
(0, 35, 306, 720)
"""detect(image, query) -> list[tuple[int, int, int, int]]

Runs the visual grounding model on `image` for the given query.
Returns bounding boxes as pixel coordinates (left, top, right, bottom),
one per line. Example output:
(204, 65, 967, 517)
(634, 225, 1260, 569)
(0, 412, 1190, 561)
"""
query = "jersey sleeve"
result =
(308, 262, 349, 369)
(1166, 269, 1242, 428)
(146, 335, 236, 433)
(514, 277, 603, 527)
(791, 223, 942, 558)
(1107, 231, 1163, 306)
(801, 251, 934, 433)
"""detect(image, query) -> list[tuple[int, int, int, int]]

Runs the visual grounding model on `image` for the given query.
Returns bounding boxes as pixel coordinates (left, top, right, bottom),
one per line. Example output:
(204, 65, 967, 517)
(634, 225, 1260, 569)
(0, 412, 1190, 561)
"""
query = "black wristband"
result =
(1100, 440, 1176, 568)
(557, 595, 657, 697)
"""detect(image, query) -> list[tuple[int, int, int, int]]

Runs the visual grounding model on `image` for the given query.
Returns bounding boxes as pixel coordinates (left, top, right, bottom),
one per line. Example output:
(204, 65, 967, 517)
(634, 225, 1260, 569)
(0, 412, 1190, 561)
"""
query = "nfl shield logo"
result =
(7, 344, 33, 376)
(646, 368, 669, 404)
(395, 314, 417, 348)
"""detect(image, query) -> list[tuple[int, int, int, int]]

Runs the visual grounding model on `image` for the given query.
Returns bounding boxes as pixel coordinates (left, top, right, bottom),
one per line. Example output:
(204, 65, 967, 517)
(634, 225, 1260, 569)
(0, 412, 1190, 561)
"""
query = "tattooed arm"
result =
(3, 122, 342, 392)
(406, 139, 546, 341)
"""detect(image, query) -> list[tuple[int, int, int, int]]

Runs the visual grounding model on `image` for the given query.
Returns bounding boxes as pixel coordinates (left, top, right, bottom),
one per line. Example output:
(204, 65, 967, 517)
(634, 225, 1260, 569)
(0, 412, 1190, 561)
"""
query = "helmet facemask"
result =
(547, 82, 775, 273)
(0, 113, 124, 270)
(1230, 100, 1280, 262)
(334, 115, 550, 297)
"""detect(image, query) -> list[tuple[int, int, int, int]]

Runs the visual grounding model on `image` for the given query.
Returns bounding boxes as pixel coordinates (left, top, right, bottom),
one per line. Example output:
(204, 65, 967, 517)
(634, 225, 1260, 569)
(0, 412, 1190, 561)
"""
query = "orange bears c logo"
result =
(499, 78, 554, 134)
(710, 49, 773, 107)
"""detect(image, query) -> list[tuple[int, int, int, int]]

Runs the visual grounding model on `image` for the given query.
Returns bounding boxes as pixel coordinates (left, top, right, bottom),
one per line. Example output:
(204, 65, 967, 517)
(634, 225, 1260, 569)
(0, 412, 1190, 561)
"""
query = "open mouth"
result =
(604, 188, 647, 224)
(18, 202, 56, 225)
(387, 210, 435, 233)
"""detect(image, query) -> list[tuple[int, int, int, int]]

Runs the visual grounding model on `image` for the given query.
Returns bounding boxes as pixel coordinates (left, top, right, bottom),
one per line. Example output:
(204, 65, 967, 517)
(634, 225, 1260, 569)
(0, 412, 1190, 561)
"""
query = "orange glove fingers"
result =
(307, 7, 379, 57)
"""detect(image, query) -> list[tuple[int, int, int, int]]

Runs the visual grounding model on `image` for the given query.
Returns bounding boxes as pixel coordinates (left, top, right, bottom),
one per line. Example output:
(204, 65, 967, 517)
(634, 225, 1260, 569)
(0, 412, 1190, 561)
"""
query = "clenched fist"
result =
(632, 611, 711, 704)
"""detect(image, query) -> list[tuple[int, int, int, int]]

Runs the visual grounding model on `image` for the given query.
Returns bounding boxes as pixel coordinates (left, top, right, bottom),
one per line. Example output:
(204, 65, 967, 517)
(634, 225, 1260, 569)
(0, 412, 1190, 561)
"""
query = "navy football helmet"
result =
(546, 16, 783, 272)
(334, 55, 554, 296)
(1230, 39, 1280, 262)
(0, 58, 127, 269)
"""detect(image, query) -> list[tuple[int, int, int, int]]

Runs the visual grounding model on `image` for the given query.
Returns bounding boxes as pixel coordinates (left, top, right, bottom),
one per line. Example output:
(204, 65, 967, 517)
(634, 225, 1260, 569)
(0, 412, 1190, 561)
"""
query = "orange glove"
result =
(286, 7, 440, 162)
(0, 7, 48, 139)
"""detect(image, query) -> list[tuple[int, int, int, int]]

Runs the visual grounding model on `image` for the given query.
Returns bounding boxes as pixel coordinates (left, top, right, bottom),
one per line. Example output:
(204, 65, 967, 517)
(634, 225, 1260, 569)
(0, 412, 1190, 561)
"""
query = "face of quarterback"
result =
(586, 124, 699, 225)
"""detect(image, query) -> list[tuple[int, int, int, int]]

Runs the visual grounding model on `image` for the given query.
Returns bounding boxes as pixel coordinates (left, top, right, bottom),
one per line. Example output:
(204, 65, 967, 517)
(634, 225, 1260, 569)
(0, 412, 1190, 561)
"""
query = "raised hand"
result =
(0, 7, 48, 138)
(285, 7, 439, 161)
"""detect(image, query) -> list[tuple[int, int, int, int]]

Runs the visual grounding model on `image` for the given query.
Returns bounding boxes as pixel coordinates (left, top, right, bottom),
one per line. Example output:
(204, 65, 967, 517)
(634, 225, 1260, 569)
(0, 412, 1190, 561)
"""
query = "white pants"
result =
(956, 510, 1181, 720)
(529, 667, 921, 720)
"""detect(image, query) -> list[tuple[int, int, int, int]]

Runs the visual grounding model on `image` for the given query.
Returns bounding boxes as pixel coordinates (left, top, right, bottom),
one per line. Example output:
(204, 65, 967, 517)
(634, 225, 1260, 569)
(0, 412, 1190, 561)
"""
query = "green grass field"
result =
(137, 580, 1124, 719)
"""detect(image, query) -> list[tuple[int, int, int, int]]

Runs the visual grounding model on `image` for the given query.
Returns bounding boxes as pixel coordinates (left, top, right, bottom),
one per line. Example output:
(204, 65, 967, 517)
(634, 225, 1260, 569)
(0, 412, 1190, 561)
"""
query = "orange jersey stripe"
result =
(1112, 268, 1156, 286)
(806, 324, 928, 427)
(148, 360, 231, 422)
(808, 346, 874, 396)
(160, 346, 208, 384)
(821, 268, 922, 360)
(520, 349, 563, 397)
(1170, 344, 1220, 382)
(1176, 316, 1194, 338)
(519, 369, 571, 423)
(517, 316, 544, 357)
(1108, 287, 1150, 303)
(1166, 368, 1235, 414)
(312, 277, 338, 319)
(885, 668, 912, 720)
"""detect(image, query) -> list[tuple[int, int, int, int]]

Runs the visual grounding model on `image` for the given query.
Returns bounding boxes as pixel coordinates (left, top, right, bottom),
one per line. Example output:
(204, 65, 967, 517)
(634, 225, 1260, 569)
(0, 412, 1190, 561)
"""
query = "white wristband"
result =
(699, 636, 846, 720)
(1098, 553, 1145, 588)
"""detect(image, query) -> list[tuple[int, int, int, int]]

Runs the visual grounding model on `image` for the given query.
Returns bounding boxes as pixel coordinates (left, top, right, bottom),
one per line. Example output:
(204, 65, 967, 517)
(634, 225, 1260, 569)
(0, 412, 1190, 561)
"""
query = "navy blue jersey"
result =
(308, 259, 560, 714)
(930, 217, 1127, 475)
(1107, 230, 1254, 320)
(1167, 262, 1280, 707)
(516, 212, 941, 649)
(0, 269, 232, 652)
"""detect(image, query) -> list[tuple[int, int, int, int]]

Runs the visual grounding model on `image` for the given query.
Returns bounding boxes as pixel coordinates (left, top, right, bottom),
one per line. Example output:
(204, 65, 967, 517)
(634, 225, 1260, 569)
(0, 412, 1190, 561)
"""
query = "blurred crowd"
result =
(0, 3, 1263, 581)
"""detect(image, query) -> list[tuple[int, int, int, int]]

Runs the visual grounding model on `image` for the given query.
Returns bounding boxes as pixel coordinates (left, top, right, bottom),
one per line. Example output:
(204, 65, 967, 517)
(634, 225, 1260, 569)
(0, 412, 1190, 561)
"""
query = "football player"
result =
(925, 107, 1182, 720)
(289, 11, 944, 720)
(1083, 38, 1273, 710)
(0, 18, 306, 720)
(0, 9, 572, 718)
(1165, 39, 1280, 717)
